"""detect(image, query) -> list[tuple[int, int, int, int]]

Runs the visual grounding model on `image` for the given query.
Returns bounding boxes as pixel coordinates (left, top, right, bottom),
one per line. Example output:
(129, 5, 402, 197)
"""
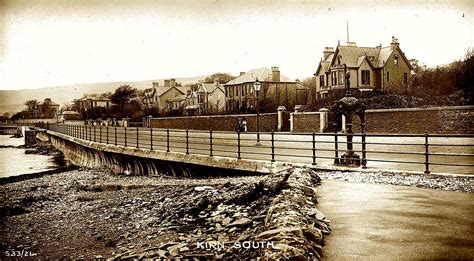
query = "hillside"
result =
(0, 76, 208, 114)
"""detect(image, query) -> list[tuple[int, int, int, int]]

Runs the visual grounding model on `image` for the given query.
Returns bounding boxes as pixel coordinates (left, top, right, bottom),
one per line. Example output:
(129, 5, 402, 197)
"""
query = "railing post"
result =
(99, 126, 102, 143)
(186, 129, 189, 154)
(312, 130, 316, 165)
(424, 131, 430, 174)
(136, 127, 139, 148)
(46, 122, 49, 130)
(94, 126, 96, 142)
(150, 128, 153, 150)
(334, 123, 340, 164)
(271, 130, 275, 162)
(166, 129, 170, 152)
(362, 129, 367, 169)
(124, 127, 127, 147)
(114, 127, 117, 146)
(89, 125, 91, 141)
(106, 126, 109, 144)
(210, 130, 213, 157)
(237, 130, 241, 160)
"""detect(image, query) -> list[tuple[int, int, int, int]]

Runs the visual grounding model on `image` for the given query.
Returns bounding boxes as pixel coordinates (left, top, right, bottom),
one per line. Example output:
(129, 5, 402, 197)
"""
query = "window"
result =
(361, 70, 370, 85)
(319, 75, 325, 86)
(337, 55, 342, 65)
(331, 71, 337, 85)
(338, 71, 344, 85)
(386, 72, 390, 82)
(394, 55, 399, 65)
(403, 73, 408, 84)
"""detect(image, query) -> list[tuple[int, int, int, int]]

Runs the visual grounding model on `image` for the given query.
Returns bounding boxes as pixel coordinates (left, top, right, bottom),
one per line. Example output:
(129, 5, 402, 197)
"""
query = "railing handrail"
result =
(46, 123, 474, 175)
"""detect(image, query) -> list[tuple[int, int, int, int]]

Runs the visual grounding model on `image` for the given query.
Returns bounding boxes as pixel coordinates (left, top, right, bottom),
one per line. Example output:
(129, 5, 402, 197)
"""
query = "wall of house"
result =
(383, 48, 411, 94)
(149, 113, 278, 132)
(159, 88, 184, 111)
(208, 90, 225, 113)
(291, 106, 474, 134)
(357, 59, 376, 89)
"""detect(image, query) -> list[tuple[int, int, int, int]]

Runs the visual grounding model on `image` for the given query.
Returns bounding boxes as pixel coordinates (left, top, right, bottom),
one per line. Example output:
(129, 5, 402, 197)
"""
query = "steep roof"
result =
(225, 67, 294, 85)
(157, 86, 189, 97)
(199, 82, 225, 93)
(38, 99, 59, 106)
(333, 46, 383, 68)
(77, 96, 111, 102)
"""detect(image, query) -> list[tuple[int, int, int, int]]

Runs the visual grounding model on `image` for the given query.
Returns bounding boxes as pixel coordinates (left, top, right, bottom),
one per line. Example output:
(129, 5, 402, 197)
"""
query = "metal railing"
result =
(47, 124, 474, 175)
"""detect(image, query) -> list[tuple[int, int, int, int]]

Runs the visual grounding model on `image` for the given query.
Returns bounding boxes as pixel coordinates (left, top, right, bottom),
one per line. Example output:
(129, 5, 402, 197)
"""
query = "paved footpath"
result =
(317, 180, 474, 260)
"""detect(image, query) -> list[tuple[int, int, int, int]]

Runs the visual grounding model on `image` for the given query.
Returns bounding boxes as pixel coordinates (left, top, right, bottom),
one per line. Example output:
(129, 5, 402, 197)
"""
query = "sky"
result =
(0, 0, 472, 90)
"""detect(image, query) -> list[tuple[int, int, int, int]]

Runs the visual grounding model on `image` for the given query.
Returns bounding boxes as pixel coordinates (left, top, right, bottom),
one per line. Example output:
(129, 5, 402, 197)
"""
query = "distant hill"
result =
(0, 75, 208, 114)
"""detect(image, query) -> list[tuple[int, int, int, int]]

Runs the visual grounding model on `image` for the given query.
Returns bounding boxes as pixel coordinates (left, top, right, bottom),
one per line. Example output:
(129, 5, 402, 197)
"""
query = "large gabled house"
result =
(314, 36, 414, 98)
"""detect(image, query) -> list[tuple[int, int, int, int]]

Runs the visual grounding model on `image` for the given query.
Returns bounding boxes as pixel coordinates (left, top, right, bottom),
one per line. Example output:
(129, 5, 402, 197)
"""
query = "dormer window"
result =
(394, 55, 399, 65)
(337, 55, 342, 65)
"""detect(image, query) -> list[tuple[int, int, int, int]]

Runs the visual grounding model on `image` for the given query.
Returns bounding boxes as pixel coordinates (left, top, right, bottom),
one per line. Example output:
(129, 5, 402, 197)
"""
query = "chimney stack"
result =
(240, 72, 245, 76)
(170, 78, 176, 87)
(271, 66, 280, 82)
(164, 80, 170, 87)
(323, 47, 334, 61)
(391, 36, 399, 50)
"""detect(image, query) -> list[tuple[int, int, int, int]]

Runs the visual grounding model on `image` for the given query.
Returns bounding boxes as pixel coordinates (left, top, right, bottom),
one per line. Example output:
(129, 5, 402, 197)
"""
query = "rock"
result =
(302, 225, 323, 244)
(167, 243, 187, 256)
(256, 227, 302, 241)
(227, 217, 252, 227)
(237, 233, 251, 241)
(194, 186, 214, 192)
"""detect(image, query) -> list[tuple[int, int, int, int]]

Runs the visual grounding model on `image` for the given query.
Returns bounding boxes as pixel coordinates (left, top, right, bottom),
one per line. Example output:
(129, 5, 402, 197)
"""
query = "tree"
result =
(111, 85, 137, 118)
(204, 73, 236, 84)
(24, 99, 38, 113)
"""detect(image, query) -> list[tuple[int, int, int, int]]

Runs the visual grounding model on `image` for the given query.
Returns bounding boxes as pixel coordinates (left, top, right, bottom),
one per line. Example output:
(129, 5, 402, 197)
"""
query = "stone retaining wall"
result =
(364, 106, 474, 134)
(257, 167, 330, 260)
(292, 106, 474, 134)
(149, 113, 278, 132)
(292, 112, 321, 132)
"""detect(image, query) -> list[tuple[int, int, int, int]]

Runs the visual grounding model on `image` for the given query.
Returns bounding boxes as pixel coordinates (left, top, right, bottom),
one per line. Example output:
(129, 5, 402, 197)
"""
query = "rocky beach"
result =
(0, 166, 330, 260)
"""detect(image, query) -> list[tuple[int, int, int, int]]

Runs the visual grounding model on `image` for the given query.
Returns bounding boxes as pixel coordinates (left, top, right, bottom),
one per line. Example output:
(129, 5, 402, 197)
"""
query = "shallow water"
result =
(0, 135, 66, 178)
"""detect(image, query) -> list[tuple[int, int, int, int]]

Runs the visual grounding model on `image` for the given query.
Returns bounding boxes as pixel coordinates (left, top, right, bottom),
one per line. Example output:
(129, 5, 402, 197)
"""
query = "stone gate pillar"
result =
(277, 106, 286, 132)
(319, 108, 329, 133)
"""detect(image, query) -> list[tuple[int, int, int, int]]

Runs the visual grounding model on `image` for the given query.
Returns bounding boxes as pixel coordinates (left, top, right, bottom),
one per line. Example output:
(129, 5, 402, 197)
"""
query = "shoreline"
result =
(0, 167, 328, 259)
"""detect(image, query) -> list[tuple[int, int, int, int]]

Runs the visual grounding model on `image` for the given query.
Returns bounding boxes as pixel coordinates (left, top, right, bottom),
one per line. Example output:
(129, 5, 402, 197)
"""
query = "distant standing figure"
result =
(236, 118, 242, 132)
(242, 118, 247, 132)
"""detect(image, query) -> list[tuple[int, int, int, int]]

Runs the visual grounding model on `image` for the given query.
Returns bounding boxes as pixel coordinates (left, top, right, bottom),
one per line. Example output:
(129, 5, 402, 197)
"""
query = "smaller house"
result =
(193, 81, 226, 114)
(58, 110, 81, 122)
(224, 67, 309, 112)
(143, 81, 189, 113)
(75, 96, 111, 111)
(37, 98, 60, 118)
(184, 90, 199, 115)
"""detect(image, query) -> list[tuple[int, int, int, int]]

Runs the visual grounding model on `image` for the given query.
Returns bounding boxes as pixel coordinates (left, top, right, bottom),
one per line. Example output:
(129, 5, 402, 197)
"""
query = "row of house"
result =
(144, 36, 413, 115)
(56, 36, 414, 119)
(143, 67, 309, 115)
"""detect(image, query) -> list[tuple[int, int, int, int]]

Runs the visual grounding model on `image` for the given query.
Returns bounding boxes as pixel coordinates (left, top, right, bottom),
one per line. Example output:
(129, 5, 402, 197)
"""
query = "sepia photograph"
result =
(0, 0, 473, 259)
